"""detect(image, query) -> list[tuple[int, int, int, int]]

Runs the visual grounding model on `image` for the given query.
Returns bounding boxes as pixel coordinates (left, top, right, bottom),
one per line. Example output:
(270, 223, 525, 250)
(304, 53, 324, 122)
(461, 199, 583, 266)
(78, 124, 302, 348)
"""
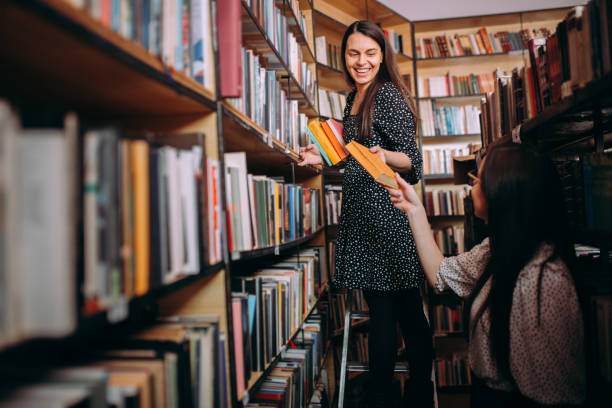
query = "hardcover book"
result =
(344, 141, 398, 189)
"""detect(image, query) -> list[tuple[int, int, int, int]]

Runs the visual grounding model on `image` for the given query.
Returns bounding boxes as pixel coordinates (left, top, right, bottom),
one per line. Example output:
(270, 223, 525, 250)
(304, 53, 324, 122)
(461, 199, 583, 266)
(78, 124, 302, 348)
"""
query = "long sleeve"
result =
(373, 82, 422, 184)
(510, 260, 586, 405)
(436, 238, 491, 298)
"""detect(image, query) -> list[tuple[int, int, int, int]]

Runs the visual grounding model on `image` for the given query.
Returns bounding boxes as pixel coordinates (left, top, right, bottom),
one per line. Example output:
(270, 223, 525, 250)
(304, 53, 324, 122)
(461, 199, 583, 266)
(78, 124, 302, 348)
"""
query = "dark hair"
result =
(470, 139, 575, 381)
(341, 21, 416, 141)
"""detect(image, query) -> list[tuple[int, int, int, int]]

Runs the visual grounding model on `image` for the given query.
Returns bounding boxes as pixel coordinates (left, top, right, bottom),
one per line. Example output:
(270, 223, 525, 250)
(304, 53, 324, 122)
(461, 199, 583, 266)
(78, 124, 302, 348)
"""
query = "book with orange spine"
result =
(345, 140, 398, 189)
(307, 120, 341, 165)
(130, 140, 150, 296)
(320, 120, 348, 160)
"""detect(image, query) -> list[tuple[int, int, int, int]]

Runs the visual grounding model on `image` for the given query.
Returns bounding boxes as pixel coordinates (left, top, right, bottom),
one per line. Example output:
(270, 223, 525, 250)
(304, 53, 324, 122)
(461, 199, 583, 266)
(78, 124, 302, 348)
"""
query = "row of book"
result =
(419, 100, 481, 137)
(480, 1, 612, 145)
(417, 72, 496, 98)
(384, 28, 407, 55)
(247, 0, 314, 98)
(0, 314, 227, 408)
(228, 47, 312, 152)
(318, 89, 347, 122)
(434, 354, 472, 387)
(230, 249, 326, 398)
(554, 154, 612, 235)
(315, 36, 342, 71)
(415, 27, 550, 59)
(306, 118, 347, 166)
(224, 152, 321, 253)
(423, 146, 471, 175)
(329, 291, 368, 333)
(247, 312, 329, 407)
(324, 185, 342, 225)
(83, 132, 210, 315)
(425, 187, 470, 217)
(0, 102, 225, 349)
(72, 0, 215, 89)
(432, 304, 464, 334)
(433, 225, 466, 256)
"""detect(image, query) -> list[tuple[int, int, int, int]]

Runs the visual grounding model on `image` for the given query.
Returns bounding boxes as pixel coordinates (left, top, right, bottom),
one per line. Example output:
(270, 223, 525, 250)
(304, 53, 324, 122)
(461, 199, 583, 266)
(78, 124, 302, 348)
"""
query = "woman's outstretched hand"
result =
(386, 172, 424, 216)
(298, 144, 323, 166)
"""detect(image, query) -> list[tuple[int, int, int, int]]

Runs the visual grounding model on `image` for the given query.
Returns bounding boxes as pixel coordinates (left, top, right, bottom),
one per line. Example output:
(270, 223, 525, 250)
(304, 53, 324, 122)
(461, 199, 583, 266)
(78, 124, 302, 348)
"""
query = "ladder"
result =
(337, 290, 409, 408)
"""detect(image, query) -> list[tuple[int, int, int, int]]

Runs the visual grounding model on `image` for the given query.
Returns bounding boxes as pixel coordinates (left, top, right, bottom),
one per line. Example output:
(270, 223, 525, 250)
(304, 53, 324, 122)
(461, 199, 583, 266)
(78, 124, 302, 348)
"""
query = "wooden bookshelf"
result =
(0, 0, 217, 116)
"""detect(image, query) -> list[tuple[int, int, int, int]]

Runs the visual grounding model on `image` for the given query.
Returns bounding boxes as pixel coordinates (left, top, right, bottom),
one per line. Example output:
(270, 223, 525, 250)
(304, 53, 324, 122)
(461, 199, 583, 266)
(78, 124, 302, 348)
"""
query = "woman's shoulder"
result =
(518, 243, 574, 288)
(375, 81, 401, 100)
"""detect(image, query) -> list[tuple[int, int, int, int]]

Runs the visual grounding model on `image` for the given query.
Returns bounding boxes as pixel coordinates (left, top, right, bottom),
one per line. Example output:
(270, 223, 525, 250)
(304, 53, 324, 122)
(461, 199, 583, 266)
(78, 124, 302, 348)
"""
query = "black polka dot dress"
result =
(333, 82, 424, 292)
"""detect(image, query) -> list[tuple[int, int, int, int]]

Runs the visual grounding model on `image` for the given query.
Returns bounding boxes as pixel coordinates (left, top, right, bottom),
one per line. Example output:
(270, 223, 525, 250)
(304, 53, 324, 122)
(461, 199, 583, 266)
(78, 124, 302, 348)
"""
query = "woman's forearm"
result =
(406, 207, 444, 287)
(385, 150, 412, 173)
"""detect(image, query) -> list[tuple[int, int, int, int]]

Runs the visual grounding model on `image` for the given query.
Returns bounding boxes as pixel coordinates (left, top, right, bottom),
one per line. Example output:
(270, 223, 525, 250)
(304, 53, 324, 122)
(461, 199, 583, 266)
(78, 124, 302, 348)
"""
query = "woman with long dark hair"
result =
(387, 139, 585, 406)
(300, 20, 432, 407)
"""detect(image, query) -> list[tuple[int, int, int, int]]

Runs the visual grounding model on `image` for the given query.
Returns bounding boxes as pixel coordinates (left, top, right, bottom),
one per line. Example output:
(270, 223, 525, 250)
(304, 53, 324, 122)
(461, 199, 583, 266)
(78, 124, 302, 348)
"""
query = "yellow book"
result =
(308, 120, 341, 164)
(130, 140, 150, 296)
(345, 140, 399, 189)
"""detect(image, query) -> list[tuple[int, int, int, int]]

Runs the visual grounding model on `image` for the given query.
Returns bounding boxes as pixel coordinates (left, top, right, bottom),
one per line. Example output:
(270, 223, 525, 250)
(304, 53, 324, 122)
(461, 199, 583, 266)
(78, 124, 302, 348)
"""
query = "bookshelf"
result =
(462, 1, 611, 406)
(0, 1, 336, 408)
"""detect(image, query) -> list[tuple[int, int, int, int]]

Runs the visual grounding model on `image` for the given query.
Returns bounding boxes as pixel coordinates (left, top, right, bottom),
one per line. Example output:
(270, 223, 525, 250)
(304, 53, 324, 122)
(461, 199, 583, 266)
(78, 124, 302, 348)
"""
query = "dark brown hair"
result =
(468, 138, 575, 381)
(341, 20, 416, 141)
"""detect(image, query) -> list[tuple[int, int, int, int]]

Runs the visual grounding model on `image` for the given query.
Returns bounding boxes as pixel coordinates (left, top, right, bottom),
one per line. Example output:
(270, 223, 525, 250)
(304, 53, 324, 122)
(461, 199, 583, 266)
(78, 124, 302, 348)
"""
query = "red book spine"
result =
(217, 0, 242, 97)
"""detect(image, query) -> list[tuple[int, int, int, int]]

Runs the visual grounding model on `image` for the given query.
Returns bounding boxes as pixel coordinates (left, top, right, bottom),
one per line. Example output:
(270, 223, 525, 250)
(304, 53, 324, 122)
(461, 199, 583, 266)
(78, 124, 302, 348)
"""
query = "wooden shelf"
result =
(0, 0, 217, 117)
(519, 71, 612, 152)
(418, 94, 485, 103)
(222, 101, 321, 179)
(424, 173, 454, 180)
(332, 317, 370, 338)
(230, 226, 325, 263)
(422, 134, 481, 145)
(0, 261, 225, 358)
(416, 50, 526, 69)
(241, 1, 318, 117)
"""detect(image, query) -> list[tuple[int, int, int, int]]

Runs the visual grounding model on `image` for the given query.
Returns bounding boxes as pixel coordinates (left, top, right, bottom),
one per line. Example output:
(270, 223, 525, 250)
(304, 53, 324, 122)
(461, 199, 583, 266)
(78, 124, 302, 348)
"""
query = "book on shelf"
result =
(345, 140, 398, 189)
(217, 0, 242, 97)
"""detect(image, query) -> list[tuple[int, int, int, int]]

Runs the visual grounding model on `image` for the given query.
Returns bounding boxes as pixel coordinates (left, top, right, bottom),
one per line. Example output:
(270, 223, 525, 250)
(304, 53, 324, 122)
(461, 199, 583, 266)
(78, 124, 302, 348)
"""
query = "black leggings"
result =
(363, 288, 434, 388)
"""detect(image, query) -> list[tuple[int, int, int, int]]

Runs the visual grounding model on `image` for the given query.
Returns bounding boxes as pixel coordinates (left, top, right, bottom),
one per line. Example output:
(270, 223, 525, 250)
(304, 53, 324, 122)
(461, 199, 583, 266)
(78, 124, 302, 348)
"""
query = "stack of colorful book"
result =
(306, 119, 347, 166)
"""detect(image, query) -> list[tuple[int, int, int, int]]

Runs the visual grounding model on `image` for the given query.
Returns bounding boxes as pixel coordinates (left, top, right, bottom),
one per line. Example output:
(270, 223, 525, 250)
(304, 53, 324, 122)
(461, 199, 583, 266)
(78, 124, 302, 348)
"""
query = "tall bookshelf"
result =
(0, 1, 335, 408)
(476, 1, 612, 405)
(412, 7, 574, 407)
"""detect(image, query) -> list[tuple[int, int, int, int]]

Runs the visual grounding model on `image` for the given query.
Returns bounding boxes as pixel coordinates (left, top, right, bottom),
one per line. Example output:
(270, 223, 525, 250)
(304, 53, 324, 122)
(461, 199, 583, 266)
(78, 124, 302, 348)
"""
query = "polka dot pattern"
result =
(332, 82, 424, 291)
(436, 238, 586, 405)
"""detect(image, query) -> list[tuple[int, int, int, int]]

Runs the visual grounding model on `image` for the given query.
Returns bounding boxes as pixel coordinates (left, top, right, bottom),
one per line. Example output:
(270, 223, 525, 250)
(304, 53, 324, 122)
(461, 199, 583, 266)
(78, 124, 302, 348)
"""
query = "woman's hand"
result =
(369, 145, 387, 163)
(298, 144, 323, 166)
(386, 172, 425, 216)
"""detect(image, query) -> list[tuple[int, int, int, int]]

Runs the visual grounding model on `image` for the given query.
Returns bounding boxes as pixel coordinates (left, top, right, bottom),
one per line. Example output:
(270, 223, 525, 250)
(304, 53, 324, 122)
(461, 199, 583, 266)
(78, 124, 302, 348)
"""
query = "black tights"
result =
(363, 288, 434, 389)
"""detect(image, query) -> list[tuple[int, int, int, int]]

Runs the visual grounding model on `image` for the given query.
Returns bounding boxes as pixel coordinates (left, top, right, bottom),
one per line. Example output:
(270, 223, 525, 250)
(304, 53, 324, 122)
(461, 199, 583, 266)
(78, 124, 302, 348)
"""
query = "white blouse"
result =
(436, 238, 586, 405)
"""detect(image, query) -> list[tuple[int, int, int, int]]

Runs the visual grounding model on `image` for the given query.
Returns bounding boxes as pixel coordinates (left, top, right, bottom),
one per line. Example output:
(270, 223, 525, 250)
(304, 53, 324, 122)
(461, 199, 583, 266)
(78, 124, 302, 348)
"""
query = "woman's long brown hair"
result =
(340, 20, 417, 141)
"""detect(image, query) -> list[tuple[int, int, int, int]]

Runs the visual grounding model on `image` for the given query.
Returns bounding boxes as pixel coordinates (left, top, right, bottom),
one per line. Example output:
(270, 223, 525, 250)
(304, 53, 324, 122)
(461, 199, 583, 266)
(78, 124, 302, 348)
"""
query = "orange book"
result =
(308, 120, 341, 165)
(130, 140, 150, 296)
(345, 141, 398, 189)
(320, 121, 348, 160)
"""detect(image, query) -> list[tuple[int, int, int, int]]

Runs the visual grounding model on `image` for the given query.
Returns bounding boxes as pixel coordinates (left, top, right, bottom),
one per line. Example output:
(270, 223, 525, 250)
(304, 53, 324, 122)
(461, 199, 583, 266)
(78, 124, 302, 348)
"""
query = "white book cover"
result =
(163, 147, 184, 281)
(20, 123, 77, 337)
(178, 150, 200, 275)
(224, 152, 253, 251)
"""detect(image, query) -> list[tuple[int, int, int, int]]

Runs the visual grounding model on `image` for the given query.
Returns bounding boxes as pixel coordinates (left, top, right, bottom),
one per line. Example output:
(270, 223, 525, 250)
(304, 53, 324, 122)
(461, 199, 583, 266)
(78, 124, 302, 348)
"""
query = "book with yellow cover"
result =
(307, 120, 341, 165)
(320, 121, 348, 160)
(345, 140, 398, 189)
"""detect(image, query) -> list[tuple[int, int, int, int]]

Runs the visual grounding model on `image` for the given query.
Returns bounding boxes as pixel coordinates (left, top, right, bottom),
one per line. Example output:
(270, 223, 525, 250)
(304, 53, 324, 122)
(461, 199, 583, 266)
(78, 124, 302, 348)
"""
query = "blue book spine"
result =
(111, 0, 120, 32)
(305, 128, 331, 166)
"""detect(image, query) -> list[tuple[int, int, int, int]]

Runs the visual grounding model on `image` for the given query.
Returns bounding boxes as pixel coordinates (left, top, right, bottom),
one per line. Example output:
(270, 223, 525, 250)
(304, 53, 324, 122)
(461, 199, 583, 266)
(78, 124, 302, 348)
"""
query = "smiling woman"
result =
(300, 19, 432, 408)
